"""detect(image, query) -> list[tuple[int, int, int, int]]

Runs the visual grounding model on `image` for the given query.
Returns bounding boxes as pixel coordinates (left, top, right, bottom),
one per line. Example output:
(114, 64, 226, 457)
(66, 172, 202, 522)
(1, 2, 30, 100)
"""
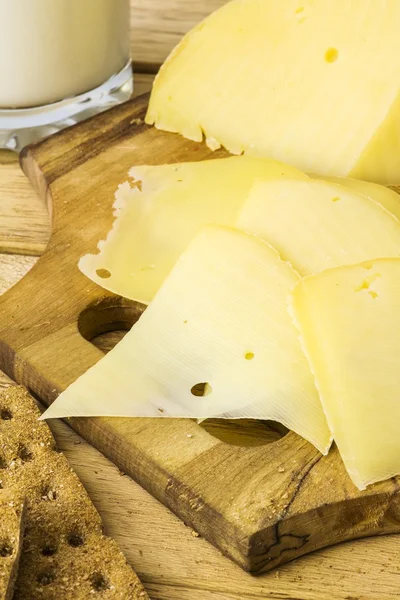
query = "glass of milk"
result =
(0, 0, 133, 151)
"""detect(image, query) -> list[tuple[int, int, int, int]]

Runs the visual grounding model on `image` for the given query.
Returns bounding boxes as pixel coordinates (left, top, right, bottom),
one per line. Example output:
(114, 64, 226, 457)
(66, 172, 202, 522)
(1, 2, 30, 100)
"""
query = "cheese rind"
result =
(79, 156, 306, 304)
(290, 259, 400, 489)
(44, 225, 331, 454)
(146, 0, 400, 184)
(237, 178, 400, 276)
(321, 176, 400, 221)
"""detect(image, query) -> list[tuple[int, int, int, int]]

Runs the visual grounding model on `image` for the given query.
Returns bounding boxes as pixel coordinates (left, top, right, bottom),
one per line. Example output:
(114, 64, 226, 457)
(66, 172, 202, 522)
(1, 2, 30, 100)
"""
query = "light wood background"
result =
(0, 2, 399, 598)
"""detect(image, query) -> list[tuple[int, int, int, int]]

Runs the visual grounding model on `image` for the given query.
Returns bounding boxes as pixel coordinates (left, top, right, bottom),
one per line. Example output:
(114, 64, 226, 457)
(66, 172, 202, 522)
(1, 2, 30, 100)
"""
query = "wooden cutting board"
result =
(0, 94, 399, 574)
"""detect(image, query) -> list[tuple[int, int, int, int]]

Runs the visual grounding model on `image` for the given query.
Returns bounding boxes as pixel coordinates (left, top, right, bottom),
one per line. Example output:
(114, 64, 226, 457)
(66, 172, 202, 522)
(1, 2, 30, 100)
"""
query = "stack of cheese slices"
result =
(42, 0, 400, 492)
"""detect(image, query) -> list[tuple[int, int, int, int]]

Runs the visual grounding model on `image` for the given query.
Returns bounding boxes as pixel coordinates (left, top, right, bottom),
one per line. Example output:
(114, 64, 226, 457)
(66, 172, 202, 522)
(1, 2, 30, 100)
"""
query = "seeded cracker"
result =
(0, 492, 25, 600)
(0, 386, 148, 599)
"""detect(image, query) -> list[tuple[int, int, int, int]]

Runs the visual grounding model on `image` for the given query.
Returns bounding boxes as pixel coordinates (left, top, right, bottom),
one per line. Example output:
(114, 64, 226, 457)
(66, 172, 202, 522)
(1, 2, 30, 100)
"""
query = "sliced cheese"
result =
(79, 156, 306, 304)
(290, 259, 400, 489)
(237, 178, 400, 276)
(321, 176, 400, 221)
(146, 0, 400, 184)
(43, 225, 331, 454)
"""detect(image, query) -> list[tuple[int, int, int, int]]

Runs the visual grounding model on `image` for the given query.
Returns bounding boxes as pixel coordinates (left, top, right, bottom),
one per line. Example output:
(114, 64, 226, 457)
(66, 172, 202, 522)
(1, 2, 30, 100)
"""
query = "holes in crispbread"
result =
(0, 408, 12, 421)
(40, 484, 57, 502)
(18, 445, 33, 463)
(0, 541, 13, 557)
(41, 544, 58, 557)
(36, 570, 55, 586)
(91, 572, 110, 592)
(68, 533, 85, 548)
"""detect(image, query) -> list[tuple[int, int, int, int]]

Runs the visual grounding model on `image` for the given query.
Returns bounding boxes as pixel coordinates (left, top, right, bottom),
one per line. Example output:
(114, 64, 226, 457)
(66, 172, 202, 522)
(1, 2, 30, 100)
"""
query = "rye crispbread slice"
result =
(0, 386, 148, 599)
(0, 492, 25, 600)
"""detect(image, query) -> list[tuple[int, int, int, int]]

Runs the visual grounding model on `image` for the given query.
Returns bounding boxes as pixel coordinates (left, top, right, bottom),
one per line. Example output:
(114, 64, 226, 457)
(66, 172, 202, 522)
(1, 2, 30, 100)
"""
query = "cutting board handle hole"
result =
(78, 297, 146, 353)
(199, 419, 288, 447)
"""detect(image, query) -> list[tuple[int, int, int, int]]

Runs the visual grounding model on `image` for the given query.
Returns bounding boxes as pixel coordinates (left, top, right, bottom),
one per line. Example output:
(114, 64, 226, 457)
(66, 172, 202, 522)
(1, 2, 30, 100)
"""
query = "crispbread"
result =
(0, 386, 148, 599)
(0, 492, 25, 600)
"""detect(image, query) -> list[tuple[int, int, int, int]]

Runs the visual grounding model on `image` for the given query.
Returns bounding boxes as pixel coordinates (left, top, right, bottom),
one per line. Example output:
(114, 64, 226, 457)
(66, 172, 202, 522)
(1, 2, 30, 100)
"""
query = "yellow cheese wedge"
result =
(79, 156, 306, 304)
(321, 176, 400, 221)
(237, 178, 400, 276)
(290, 259, 400, 489)
(146, 0, 400, 184)
(43, 225, 331, 454)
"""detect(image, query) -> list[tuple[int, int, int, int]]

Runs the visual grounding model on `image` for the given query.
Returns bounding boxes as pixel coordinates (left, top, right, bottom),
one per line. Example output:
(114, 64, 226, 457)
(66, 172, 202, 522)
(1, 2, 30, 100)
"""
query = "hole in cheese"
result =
(325, 47, 339, 63)
(191, 383, 212, 397)
(355, 279, 371, 291)
(244, 352, 255, 360)
(355, 274, 381, 292)
(96, 268, 111, 279)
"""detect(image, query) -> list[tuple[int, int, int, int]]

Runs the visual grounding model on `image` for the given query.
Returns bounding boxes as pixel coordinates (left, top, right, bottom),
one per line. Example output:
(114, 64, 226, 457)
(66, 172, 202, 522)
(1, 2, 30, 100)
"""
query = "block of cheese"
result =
(290, 259, 400, 489)
(237, 178, 400, 276)
(321, 176, 400, 221)
(44, 226, 331, 454)
(79, 156, 306, 304)
(146, 0, 400, 184)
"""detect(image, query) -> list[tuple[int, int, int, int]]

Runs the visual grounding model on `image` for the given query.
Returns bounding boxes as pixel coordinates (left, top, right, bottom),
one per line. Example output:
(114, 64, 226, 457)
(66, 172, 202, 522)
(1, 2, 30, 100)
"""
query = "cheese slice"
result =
(146, 0, 400, 184)
(290, 259, 400, 489)
(43, 225, 331, 454)
(237, 178, 400, 276)
(321, 176, 400, 221)
(79, 156, 306, 304)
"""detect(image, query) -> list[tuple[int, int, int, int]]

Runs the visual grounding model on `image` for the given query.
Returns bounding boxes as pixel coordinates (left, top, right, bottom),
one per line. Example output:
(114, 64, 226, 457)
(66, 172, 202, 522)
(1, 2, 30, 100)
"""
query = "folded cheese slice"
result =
(43, 225, 331, 454)
(79, 156, 306, 304)
(237, 178, 400, 276)
(146, 0, 400, 184)
(290, 259, 400, 489)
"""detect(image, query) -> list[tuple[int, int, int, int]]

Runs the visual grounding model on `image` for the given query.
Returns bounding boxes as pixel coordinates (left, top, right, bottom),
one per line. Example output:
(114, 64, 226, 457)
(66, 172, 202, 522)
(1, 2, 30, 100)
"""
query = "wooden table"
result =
(0, 3, 399, 598)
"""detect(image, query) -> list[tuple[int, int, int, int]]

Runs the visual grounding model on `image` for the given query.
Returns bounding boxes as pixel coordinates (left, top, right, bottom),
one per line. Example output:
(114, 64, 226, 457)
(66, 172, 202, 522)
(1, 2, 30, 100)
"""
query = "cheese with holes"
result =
(237, 178, 400, 276)
(43, 226, 331, 454)
(146, 0, 400, 184)
(79, 156, 306, 304)
(290, 259, 400, 489)
(321, 176, 400, 220)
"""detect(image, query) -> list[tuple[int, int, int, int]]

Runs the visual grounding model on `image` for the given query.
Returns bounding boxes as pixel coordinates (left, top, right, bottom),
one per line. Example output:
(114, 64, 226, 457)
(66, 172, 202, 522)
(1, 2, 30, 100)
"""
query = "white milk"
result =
(0, 0, 130, 109)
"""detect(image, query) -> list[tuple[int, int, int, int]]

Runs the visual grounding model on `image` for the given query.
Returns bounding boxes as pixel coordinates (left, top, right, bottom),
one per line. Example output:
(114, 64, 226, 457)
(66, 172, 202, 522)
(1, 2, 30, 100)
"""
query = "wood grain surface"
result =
(0, 3, 400, 598)
(131, 1, 227, 71)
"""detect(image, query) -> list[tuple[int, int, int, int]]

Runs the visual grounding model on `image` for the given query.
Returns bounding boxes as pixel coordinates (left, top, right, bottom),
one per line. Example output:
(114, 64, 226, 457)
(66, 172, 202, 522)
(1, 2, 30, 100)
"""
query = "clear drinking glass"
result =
(0, 0, 133, 152)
